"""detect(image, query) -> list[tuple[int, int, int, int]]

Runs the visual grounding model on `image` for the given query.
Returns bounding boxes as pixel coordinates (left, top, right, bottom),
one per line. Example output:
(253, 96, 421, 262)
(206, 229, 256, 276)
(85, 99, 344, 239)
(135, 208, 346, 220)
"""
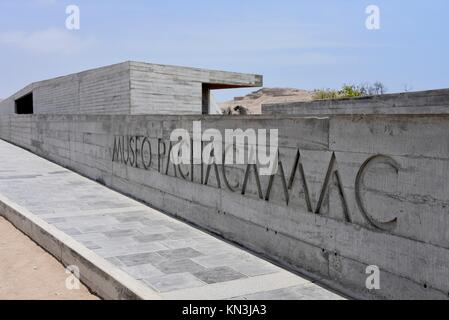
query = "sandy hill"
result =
(219, 88, 314, 114)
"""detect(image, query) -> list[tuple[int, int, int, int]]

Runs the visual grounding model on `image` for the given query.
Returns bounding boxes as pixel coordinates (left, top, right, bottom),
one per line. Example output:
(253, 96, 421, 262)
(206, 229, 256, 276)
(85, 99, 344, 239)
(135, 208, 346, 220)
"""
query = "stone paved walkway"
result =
(0, 140, 343, 300)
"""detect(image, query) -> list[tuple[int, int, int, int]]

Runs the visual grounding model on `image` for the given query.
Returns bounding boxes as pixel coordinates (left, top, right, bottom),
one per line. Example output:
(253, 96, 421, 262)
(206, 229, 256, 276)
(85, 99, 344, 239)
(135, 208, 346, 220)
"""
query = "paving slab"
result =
(0, 139, 344, 300)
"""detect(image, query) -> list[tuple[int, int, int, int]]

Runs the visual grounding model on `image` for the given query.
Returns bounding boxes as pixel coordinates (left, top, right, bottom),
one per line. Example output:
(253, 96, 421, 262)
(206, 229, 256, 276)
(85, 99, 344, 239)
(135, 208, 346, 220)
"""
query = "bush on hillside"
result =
(313, 82, 387, 100)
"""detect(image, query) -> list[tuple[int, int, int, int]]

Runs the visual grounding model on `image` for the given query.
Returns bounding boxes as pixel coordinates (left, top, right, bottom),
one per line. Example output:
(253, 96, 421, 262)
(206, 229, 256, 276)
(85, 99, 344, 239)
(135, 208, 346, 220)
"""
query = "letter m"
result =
(112, 136, 123, 163)
(267, 150, 351, 222)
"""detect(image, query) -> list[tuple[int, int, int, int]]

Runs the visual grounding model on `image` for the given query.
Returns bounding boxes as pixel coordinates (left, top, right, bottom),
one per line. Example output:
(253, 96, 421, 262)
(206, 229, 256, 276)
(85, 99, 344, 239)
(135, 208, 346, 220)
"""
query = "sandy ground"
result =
(0, 217, 98, 300)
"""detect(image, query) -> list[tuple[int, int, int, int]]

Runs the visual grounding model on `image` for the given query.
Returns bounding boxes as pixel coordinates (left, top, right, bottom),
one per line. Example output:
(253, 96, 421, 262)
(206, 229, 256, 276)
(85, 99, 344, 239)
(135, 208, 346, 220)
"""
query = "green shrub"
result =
(313, 82, 387, 100)
(312, 89, 340, 100)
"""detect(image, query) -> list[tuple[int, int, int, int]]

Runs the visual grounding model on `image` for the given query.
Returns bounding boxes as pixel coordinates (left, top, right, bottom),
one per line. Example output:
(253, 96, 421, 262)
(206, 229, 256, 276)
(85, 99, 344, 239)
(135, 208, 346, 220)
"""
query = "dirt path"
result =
(0, 217, 98, 300)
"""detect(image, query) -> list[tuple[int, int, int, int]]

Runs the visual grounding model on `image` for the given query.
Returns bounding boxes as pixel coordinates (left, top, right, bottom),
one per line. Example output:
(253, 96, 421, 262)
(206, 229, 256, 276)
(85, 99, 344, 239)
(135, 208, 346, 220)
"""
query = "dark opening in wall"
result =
(15, 93, 34, 114)
(202, 84, 210, 115)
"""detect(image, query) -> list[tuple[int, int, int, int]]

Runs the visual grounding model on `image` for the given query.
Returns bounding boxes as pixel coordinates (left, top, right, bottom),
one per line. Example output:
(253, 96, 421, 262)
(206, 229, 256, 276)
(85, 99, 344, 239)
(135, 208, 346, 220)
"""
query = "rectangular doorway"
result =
(15, 93, 34, 114)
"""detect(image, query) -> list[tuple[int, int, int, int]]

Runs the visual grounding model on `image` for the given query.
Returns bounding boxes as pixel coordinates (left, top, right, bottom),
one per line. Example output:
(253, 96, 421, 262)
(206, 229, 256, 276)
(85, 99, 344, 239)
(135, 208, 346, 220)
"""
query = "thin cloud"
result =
(33, 0, 57, 6)
(0, 28, 94, 54)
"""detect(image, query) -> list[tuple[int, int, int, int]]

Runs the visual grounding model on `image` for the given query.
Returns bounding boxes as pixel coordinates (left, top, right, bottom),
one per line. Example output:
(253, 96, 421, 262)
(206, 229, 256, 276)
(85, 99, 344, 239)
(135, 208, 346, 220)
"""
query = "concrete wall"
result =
(0, 62, 262, 115)
(0, 62, 132, 115)
(0, 113, 448, 300)
(262, 89, 449, 115)
(130, 62, 262, 115)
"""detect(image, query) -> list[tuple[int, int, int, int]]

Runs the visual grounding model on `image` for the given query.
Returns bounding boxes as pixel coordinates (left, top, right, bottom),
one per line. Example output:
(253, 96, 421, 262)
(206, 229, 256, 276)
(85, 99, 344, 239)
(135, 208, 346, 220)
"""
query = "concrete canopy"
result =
(0, 61, 263, 115)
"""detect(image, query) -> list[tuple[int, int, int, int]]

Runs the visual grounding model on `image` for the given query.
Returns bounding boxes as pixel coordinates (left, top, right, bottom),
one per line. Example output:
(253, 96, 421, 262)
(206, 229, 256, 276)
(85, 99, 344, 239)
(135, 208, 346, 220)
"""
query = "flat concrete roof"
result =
(3, 61, 263, 101)
(0, 61, 263, 115)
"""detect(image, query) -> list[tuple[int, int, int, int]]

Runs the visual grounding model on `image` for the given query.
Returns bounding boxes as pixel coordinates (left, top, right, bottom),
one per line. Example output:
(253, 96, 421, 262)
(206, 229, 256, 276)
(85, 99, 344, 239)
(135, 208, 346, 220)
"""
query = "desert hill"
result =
(219, 88, 314, 114)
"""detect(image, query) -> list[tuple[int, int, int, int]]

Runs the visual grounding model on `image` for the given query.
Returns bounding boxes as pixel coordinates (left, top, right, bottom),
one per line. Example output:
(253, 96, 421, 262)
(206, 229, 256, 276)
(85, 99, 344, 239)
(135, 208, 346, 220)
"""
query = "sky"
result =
(0, 0, 448, 101)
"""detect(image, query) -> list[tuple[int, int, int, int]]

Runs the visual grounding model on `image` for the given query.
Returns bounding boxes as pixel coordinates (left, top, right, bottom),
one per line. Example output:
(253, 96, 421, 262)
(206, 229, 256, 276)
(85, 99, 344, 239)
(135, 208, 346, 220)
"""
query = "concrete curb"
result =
(0, 193, 162, 300)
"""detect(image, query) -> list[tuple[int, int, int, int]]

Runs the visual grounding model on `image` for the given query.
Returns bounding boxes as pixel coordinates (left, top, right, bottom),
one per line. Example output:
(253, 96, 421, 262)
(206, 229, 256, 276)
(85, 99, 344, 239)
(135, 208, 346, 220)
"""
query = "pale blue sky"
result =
(0, 0, 448, 101)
